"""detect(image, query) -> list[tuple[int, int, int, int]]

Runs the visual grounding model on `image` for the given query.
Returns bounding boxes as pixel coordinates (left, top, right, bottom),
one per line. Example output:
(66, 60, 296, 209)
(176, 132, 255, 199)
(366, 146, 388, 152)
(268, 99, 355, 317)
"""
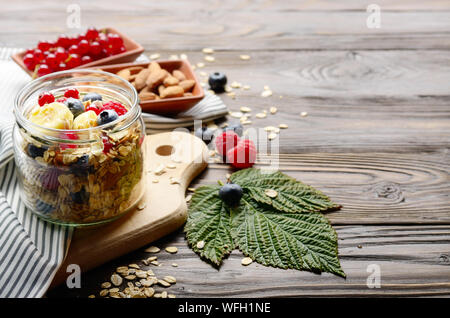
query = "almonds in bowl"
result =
(97, 60, 204, 115)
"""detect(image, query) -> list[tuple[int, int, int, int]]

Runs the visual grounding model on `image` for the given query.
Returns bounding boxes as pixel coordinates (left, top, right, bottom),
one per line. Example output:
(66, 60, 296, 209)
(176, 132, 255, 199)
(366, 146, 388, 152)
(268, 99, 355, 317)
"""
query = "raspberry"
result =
(226, 139, 257, 169)
(102, 136, 113, 153)
(60, 132, 78, 150)
(38, 92, 55, 106)
(101, 101, 128, 116)
(64, 88, 79, 99)
(85, 103, 101, 115)
(215, 130, 240, 157)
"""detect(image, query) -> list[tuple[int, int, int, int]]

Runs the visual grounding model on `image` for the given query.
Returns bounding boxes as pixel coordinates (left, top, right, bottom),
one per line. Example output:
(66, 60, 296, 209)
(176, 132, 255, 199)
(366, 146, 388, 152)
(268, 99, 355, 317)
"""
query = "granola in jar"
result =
(13, 70, 145, 226)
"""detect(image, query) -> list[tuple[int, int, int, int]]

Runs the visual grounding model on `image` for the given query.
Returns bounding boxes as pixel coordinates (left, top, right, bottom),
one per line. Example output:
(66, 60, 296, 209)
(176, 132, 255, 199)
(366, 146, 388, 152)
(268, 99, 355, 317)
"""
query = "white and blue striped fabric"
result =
(0, 48, 73, 298)
(0, 48, 227, 297)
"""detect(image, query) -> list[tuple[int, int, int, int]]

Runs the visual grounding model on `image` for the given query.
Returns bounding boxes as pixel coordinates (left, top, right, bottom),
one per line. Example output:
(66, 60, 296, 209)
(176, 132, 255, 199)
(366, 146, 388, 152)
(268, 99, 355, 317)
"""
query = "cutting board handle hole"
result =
(156, 145, 175, 156)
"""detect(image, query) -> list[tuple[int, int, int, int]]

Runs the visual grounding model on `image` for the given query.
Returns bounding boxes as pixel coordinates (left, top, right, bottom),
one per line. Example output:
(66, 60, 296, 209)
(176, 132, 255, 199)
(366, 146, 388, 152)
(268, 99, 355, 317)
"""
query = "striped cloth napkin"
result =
(0, 48, 227, 297)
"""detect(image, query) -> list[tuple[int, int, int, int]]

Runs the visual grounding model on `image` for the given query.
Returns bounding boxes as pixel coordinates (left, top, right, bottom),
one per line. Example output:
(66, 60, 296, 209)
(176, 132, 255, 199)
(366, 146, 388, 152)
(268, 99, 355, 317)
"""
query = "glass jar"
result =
(13, 69, 145, 226)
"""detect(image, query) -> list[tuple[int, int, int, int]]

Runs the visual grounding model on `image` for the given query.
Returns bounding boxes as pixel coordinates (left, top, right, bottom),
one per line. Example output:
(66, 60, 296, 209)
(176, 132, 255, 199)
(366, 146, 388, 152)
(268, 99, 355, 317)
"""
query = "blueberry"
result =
(64, 97, 85, 118)
(219, 182, 243, 207)
(97, 109, 119, 126)
(70, 155, 90, 176)
(82, 92, 102, 102)
(70, 188, 89, 204)
(27, 144, 47, 158)
(194, 126, 214, 145)
(208, 72, 227, 93)
(225, 123, 243, 136)
(35, 200, 54, 214)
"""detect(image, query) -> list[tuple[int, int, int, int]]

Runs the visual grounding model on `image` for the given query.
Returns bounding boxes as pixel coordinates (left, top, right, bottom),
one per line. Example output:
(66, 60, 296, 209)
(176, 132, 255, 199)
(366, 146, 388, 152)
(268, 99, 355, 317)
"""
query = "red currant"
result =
(45, 53, 58, 70)
(37, 64, 52, 77)
(58, 62, 68, 71)
(119, 45, 126, 53)
(78, 39, 90, 55)
(81, 55, 92, 64)
(37, 41, 52, 52)
(56, 35, 71, 48)
(85, 27, 99, 41)
(56, 97, 67, 103)
(89, 41, 102, 56)
(55, 47, 68, 63)
(38, 92, 55, 106)
(33, 49, 45, 63)
(23, 53, 36, 70)
(68, 44, 80, 55)
(107, 33, 123, 50)
(66, 54, 81, 69)
(64, 88, 79, 99)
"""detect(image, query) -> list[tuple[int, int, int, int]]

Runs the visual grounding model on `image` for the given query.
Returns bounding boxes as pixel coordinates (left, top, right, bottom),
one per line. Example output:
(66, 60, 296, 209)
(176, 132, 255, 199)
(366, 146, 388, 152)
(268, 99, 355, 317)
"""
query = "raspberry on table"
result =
(226, 139, 257, 169)
(215, 130, 240, 157)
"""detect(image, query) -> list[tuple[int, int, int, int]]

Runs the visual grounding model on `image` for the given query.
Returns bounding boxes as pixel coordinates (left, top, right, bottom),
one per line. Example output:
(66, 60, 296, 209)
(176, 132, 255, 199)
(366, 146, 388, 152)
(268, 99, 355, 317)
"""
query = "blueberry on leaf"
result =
(219, 182, 243, 207)
(208, 72, 227, 93)
(194, 126, 214, 145)
(64, 97, 85, 118)
(27, 144, 47, 158)
(97, 109, 119, 126)
(82, 92, 102, 102)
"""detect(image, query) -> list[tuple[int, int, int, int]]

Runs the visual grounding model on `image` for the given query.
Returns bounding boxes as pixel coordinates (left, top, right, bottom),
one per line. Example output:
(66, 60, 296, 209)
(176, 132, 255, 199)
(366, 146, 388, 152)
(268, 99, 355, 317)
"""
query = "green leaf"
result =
(184, 185, 234, 266)
(231, 168, 340, 213)
(231, 194, 345, 277)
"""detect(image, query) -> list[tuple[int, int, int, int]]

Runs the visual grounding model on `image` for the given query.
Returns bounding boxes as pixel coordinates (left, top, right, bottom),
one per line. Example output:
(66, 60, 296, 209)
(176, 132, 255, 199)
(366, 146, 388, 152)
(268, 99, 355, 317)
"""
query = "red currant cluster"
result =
(22, 27, 126, 77)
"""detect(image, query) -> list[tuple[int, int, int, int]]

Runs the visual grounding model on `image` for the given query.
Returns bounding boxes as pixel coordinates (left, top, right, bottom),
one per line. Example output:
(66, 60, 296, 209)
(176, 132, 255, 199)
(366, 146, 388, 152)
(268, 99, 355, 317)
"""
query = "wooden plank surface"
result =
(1, 0, 449, 297)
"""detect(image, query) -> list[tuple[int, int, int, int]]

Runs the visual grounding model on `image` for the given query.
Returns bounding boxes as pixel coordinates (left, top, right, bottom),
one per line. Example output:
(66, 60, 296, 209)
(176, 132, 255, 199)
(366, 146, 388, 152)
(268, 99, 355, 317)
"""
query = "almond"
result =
(172, 70, 186, 81)
(134, 69, 151, 90)
(148, 61, 161, 73)
(160, 86, 184, 99)
(146, 69, 169, 89)
(139, 92, 158, 101)
(163, 75, 180, 87)
(179, 80, 196, 92)
(117, 68, 131, 80)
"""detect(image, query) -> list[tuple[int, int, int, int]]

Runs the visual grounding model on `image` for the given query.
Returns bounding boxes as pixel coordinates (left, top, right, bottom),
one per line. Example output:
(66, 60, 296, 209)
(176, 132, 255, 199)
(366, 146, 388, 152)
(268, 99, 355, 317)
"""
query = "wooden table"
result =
(3, 0, 449, 297)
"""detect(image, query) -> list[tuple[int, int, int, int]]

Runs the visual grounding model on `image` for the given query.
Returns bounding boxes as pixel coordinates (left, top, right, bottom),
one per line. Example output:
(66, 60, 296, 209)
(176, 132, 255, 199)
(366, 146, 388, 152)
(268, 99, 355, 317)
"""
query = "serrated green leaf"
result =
(231, 194, 345, 277)
(184, 185, 234, 266)
(231, 168, 340, 213)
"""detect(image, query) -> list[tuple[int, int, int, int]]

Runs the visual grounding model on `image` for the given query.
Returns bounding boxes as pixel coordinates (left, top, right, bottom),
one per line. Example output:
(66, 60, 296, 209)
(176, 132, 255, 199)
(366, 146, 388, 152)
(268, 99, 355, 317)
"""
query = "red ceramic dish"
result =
(97, 60, 204, 115)
(11, 27, 144, 77)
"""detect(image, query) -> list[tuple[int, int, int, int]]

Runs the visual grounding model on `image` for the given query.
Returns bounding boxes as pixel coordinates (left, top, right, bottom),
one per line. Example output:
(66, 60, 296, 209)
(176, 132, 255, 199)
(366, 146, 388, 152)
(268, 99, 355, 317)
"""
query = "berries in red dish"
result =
(37, 41, 52, 52)
(38, 92, 55, 106)
(66, 54, 81, 68)
(85, 27, 99, 41)
(37, 64, 52, 77)
(45, 53, 58, 70)
(81, 55, 92, 64)
(78, 39, 90, 55)
(89, 41, 102, 56)
(226, 139, 257, 169)
(215, 130, 240, 157)
(56, 35, 71, 48)
(23, 53, 36, 71)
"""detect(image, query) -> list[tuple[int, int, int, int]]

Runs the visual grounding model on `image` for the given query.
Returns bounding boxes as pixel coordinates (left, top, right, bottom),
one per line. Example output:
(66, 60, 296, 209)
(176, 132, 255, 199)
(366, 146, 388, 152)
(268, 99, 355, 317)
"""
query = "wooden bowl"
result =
(97, 60, 204, 115)
(11, 27, 144, 77)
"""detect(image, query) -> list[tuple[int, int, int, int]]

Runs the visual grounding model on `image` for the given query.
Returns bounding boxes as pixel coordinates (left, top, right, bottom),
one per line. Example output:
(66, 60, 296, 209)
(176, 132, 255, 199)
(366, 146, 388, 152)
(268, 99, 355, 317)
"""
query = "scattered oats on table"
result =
(240, 54, 251, 60)
(165, 246, 178, 254)
(301, 111, 308, 117)
(264, 189, 278, 198)
(202, 48, 214, 54)
(279, 124, 288, 129)
(204, 55, 215, 62)
(241, 257, 253, 266)
(185, 194, 192, 202)
(240, 106, 251, 113)
(261, 90, 273, 98)
(196, 62, 205, 68)
(149, 53, 160, 60)
(144, 246, 160, 253)
(268, 133, 278, 140)
(270, 107, 277, 114)
(196, 240, 205, 249)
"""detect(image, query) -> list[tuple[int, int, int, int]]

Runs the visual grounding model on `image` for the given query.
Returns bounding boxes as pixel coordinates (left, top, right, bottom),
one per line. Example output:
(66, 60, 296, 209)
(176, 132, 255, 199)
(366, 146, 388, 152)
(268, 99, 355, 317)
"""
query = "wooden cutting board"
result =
(50, 131, 208, 288)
